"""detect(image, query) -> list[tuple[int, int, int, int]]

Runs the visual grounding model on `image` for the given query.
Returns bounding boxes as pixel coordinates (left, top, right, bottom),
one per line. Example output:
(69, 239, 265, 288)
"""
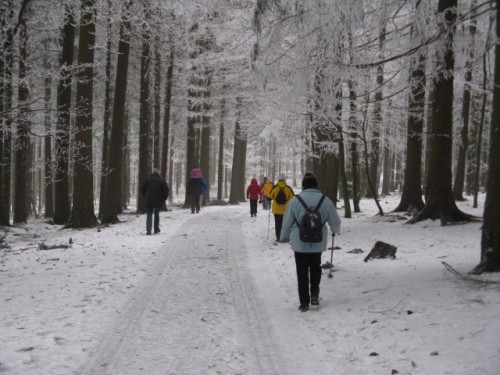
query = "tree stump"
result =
(364, 241, 397, 262)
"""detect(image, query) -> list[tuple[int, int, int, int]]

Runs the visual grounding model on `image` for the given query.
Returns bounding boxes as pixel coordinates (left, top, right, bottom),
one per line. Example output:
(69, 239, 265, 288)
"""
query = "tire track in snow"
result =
(80, 207, 284, 375)
(78, 215, 190, 375)
(226, 214, 286, 375)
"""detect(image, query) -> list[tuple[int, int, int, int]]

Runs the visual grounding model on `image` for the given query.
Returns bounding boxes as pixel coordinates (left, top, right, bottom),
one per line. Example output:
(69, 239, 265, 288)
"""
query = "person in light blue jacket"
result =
(280, 172, 341, 312)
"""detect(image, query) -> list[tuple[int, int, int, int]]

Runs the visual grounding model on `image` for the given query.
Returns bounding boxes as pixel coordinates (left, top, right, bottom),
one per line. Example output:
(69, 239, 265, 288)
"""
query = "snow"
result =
(1, 195, 499, 375)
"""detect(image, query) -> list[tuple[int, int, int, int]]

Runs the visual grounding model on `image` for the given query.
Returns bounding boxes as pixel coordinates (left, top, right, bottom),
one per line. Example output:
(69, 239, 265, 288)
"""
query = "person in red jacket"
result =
(246, 178, 263, 217)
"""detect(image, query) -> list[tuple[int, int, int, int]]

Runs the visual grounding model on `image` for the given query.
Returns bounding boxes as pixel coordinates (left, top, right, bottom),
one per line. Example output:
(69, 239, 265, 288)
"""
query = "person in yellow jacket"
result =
(261, 177, 273, 210)
(268, 174, 295, 242)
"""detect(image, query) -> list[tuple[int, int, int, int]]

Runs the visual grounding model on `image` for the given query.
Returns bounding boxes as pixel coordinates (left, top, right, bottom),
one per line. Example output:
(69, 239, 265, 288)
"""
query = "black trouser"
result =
(191, 195, 201, 213)
(294, 252, 322, 307)
(274, 214, 283, 241)
(250, 199, 257, 215)
(146, 207, 160, 234)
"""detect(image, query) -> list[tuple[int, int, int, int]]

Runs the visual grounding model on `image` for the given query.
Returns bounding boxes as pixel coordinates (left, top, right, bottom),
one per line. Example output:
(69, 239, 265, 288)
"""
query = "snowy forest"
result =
(0, 0, 499, 274)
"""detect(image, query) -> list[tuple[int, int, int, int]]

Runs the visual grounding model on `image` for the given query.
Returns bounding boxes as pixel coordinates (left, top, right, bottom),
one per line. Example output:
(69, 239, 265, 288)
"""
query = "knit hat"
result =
(191, 167, 203, 179)
(278, 174, 286, 181)
(302, 172, 318, 189)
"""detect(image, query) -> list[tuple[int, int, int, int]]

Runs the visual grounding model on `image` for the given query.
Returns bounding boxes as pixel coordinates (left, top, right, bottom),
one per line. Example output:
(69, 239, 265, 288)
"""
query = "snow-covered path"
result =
(80, 206, 310, 375)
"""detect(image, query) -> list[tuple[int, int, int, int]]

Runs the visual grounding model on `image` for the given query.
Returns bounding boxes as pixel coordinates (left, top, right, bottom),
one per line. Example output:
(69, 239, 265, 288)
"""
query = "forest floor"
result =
(1, 194, 499, 375)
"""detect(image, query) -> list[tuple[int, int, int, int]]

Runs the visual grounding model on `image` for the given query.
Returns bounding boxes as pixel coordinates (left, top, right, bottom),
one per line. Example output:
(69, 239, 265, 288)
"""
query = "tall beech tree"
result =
(98, 0, 113, 219)
(410, 0, 471, 225)
(100, 0, 132, 224)
(136, 2, 152, 214)
(470, 0, 500, 274)
(67, 0, 98, 228)
(366, 22, 386, 198)
(229, 97, 247, 204)
(394, 1, 426, 214)
(453, 0, 477, 201)
(161, 37, 174, 189)
(0, 0, 16, 226)
(13, 7, 29, 224)
(43, 39, 54, 218)
(53, 4, 75, 225)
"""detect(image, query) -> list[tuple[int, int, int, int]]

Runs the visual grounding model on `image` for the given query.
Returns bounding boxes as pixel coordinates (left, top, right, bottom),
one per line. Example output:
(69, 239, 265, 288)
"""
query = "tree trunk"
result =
(361, 107, 384, 216)
(161, 41, 174, 182)
(0, 0, 14, 226)
(411, 0, 470, 225)
(470, 0, 500, 274)
(136, 9, 152, 214)
(466, 94, 480, 195)
(67, 0, 98, 228)
(472, 13, 494, 209)
(453, 0, 477, 201)
(229, 97, 247, 204)
(43, 49, 54, 218)
(100, 1, 131, 224)
(184, 99, 198, 208)
(200, 65, 213, 206)
(217, 98, 225, 201)
(13, 13, 29, 224)
(200, 125, 211, 206)
(53, 4, 75, 225)
(338, 131, 351, 218)
(366, 24, 386, 198)
(393, 18, 426, 215)
(121, 110, 130, 209)
(99, 1, 113, 219)
(381, 139, 391, 196)
(153, 35, 161, 169)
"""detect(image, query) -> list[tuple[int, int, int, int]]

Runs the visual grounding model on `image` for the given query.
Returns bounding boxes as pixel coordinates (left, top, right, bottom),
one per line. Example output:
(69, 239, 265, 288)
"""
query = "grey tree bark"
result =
(67, 0, 98, 228)
(53, 4, 75, 225)
(100, 1, 132, 224)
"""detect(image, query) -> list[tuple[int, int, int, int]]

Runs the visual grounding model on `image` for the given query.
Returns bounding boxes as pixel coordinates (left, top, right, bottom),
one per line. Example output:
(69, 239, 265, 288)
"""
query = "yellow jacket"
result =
(268, 181, 295, 215)
(261, 180, 274, 197)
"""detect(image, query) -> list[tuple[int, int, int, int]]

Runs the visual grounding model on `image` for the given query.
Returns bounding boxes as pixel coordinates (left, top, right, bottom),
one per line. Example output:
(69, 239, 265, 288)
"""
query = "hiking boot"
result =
(311, 296, 319, 306)
(146, 232, 152, 236)
(299, 305, 309, 312)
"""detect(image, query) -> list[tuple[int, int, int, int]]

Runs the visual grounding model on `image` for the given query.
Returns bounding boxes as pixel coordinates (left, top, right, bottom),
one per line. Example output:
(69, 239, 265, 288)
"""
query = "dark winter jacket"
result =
(141, 173, 169, 209)
(246, 179, 263, 201)
(187, 178, 206, 196)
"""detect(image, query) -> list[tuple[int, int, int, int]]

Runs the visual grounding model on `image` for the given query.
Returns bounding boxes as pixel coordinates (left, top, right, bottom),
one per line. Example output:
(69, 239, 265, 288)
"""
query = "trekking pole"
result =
(267, 205, 271, 240)
(328, 233, 335, 279)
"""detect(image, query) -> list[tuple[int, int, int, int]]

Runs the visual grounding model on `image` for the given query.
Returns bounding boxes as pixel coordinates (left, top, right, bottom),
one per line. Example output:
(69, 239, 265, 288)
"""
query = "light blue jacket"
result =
(280, 188, 341, 253)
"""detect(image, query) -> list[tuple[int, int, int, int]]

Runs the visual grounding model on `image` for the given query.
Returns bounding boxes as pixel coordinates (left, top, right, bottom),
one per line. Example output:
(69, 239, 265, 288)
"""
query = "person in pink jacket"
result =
(246, 178, 263, 217)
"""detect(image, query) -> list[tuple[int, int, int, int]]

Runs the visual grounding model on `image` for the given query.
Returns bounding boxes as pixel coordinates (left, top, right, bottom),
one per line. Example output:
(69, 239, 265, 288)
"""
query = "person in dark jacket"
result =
(187, 166, 207, 214)
(246, 178, 263, 217)
(280, 172, 341, 312)
(141, 168, 169, 235)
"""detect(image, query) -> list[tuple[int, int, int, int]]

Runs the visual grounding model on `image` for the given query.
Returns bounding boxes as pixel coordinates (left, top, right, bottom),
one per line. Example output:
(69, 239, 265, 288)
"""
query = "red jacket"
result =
(246, 179, 263, 201)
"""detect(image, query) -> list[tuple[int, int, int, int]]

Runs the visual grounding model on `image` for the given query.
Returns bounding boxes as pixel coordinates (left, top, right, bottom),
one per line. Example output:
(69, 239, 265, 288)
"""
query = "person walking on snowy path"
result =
(268, 174, 294, 242)
(187, 166, 207, 214)
(261, 177, 273, 210)
(280, 172, 341, 312)
(246, 178, 263, 217)
(141, 168, 169, 235)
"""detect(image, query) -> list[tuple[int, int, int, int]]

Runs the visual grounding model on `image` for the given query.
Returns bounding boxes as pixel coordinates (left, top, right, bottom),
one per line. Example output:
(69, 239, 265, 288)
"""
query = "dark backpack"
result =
(294, 195, 326, 243)
(275, 186, 288, 205)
